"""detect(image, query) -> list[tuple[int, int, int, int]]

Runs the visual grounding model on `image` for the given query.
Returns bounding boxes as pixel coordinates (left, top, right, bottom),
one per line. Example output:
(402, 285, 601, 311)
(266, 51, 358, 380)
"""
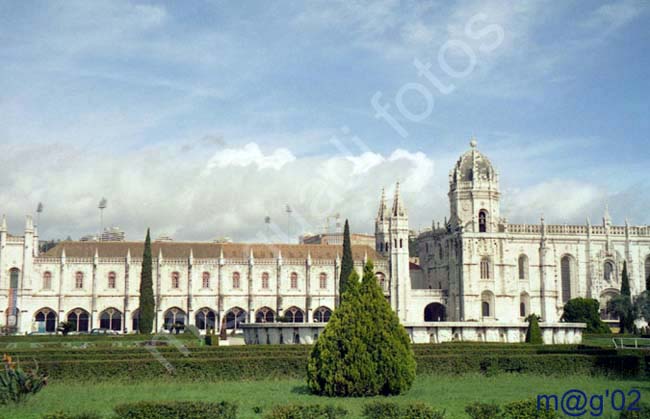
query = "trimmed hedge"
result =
(42, 413, 102, 419)
(264, 404, 348, 418)
(362, 401, 445, 418)
(113, 401, 237, 419)
(17, 352, 644, 381)
(502, 399, 561, 418)
(620, 404, 650, 418)
(465, 402, 501, 419)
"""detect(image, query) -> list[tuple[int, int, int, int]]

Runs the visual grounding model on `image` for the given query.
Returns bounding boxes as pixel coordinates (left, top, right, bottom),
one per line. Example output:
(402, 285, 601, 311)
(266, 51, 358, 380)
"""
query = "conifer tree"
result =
(338, 219, 353, 302)
(138, 229, 155, 334)
(308, 260, 416, 397)
(525, 314, 543, 344)
(619, 261, 633, 333)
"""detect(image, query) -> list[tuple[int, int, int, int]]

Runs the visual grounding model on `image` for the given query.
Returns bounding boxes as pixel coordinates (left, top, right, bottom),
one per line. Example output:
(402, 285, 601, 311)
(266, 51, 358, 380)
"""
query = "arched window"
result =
(561, 255, 574, 303)
(195, 308, 217, 330)
(518, 255, 528, 280)
(319, 273, 327, 289)
(481, 291, 494, 318)
(314, 306, 332, 323)
(9, 268, 19, 289)
(290, 272, 298, 289)
(100, 308, 122, 331)
(171, 272, 180, 289)
(132, 309, 140, 332)
(75, 272, 84, 289)
(478, 210, 488, 233)
(399, 238, 403, 248)
(519, 292, 530, 318)
(34, 308, 56, 332)
(424, 303, 446, 322)
(225, 307, 246, 330)
(604, 261, 615, 282)
(600, 290, 620, 320)
(67, 308, 90, 332)
(42, 272, 52, 290)
(261, 272, 270, 289)
(255, 307, 275, 323)
(480, 257, 491, 279)
(108, 272, 117, 289)
(232, 272, 241, 289)
(202, 272, 210, 288)
(163, 307, 186, 330)
(376, 272, 386, 290)
(646, 256, 650, 290)
(285, 306, 305, 323)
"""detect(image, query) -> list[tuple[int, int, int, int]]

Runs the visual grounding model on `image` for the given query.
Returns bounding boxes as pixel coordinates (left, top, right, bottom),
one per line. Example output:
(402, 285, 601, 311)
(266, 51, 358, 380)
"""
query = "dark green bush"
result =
(502, 399, 561, 418)
(113, 400, 237, 419)
(263, 403, 347, 418)
(464, 401, 501, 419)
(525, 314, 543, 344)
(362, 401, 444, 418)
(562, 298, 611, 334)
(42, 412, 102, 419)
(620, 403, 650, 418)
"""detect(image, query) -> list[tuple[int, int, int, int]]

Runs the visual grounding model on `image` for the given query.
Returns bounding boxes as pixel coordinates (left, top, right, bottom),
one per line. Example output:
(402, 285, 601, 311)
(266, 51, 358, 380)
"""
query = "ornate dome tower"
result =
(448, 138, 500, 233)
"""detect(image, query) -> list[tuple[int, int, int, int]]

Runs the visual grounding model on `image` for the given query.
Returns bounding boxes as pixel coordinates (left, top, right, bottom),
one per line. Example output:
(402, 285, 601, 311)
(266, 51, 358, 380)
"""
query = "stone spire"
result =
(603, 204, 612, 226)
(392, 182, 406, 217)
(377, 188, 389, 220)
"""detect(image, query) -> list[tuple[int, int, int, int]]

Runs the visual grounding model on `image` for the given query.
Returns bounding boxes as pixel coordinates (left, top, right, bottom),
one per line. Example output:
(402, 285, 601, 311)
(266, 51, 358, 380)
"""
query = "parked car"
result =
(90, 328, 118, 336)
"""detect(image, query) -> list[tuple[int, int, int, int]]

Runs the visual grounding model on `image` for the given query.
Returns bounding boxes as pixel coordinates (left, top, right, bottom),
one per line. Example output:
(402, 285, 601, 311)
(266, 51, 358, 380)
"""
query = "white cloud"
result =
(203, 143, 296, 172)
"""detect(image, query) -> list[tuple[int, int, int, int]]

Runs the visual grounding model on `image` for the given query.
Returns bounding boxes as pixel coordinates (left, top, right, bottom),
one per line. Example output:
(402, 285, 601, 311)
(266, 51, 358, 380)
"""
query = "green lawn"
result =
(2, 374, 647, 419)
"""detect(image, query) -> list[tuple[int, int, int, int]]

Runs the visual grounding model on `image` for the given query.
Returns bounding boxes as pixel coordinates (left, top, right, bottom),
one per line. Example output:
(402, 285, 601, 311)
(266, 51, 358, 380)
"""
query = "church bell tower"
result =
(448, 139, 500, 233)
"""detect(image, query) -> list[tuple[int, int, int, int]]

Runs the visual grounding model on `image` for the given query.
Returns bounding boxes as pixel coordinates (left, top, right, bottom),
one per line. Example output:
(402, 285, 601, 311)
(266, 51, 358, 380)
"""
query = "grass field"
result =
(1, 374, 647, 419)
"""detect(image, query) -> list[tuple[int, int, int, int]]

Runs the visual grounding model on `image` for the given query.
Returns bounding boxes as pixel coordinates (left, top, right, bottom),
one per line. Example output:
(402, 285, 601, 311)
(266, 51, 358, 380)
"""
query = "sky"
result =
(0, 0, 648, 242)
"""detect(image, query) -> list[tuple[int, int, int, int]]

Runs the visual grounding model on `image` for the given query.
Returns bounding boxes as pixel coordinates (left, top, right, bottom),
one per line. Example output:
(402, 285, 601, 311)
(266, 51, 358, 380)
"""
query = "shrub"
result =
(113, 401, 237, 419)
(525, 314, 543, 344)
(56, 322, 73, 336)
(264, 403, 347, 418)
(620, 403, 650, 418)
(561, 298, 611, 333)
(465, 401, 501, 419)
(308, 261, 416, 396)
(42, 412, 103, 419)
(362, 401, 445, 419)
(502, 399, 561, 419)
(0, 354, 48, 405)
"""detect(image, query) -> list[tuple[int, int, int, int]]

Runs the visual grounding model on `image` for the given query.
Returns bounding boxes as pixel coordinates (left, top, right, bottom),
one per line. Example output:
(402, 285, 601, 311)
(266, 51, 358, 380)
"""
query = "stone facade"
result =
(2, 140, 649, 335)
(414, 140, 650, 324)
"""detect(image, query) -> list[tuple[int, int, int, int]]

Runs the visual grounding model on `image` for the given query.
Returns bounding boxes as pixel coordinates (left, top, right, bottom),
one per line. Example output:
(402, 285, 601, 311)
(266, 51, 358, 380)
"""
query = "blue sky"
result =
(0, 0, 648, 242)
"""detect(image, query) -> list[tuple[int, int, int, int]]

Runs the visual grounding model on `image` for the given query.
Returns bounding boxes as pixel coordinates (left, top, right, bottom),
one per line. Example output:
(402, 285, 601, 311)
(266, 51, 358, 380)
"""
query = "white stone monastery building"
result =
(1, 140, 649, 335)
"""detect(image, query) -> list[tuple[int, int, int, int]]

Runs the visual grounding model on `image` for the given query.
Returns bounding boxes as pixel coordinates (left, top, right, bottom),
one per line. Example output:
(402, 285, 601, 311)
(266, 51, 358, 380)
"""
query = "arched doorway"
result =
(34, 308, 57, 332)
(195, 308, 217, 331)
(67, 308, 90, 333)
(99, 308, 123, 331)
(424, 303, 446, 322)
(163, 307, 186, 332)
(255, 307, 276, 323)
(284, 306, 305, 323)
(225, 307, 247, 331)
(313, 306, 332, 323)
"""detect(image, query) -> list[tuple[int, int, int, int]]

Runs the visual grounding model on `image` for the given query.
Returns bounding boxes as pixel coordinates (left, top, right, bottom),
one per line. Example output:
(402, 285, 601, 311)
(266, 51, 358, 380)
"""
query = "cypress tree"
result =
(619, 261, 633, 333)
(525, 314, 543, 344)
(338, 219, 353, 301)
(621, 261, 631, 297)
(308, 260, 416, 397)
(138, 229, 155, 334)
